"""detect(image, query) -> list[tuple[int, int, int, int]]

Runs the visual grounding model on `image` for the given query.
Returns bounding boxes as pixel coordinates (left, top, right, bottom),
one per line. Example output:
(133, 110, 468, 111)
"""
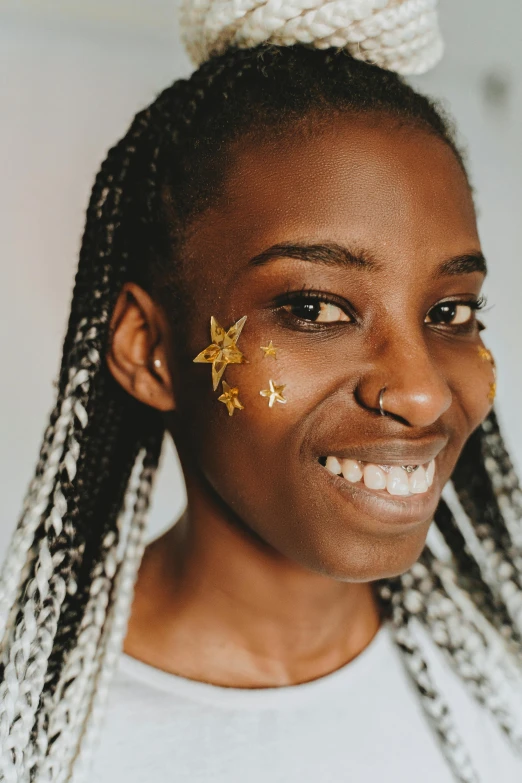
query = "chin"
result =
(261, 500, 432, 584)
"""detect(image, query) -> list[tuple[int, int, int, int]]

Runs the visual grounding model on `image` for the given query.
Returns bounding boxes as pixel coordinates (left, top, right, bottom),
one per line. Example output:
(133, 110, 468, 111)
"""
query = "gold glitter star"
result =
(478, 346, 494, 364)
(218, 381, 244, 417)
(260, 379, 287, 408)
(193, 316, 247, 391)
(260, 341, 278, 359)
(477, 346, 497, 404)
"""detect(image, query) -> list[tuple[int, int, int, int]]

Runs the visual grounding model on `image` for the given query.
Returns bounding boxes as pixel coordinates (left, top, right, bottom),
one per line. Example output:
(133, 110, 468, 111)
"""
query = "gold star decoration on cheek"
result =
(193, 315, 247, 391)
(259, 379, 287, 408)
(478, 347, 494, 363)
(260, 341, 278, 359)
(477, 346, 497, 403)
(218, 381, 244, 417)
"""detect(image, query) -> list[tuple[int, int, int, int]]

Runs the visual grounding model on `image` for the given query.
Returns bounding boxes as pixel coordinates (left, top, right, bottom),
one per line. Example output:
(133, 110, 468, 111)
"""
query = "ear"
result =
(106, 282, 176, 412)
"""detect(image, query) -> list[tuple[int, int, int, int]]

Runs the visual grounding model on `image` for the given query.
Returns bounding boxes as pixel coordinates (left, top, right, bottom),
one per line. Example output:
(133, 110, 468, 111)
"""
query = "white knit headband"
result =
(179, 0, 444, 75)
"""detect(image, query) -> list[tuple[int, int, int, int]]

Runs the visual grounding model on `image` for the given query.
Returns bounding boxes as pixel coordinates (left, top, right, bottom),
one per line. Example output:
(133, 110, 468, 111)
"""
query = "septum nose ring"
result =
(378, 386, 387, 417)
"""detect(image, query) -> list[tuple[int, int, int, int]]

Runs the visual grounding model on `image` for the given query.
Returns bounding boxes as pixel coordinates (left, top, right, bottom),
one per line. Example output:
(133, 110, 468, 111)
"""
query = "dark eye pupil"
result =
(430, 303, 456, 324)
(290, 300, 321, 321)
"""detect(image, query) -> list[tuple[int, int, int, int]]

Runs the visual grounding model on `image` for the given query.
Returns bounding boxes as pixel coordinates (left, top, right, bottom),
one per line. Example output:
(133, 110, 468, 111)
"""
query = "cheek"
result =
(182, 335, 332, 541)
(449, 346, 496, 431)
(200, 345, 317, 467)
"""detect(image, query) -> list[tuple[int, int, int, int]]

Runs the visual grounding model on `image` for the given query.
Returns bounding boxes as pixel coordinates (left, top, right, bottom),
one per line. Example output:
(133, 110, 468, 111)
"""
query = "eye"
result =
(282, 298, 352, 323)
(425, 301, 475, 326)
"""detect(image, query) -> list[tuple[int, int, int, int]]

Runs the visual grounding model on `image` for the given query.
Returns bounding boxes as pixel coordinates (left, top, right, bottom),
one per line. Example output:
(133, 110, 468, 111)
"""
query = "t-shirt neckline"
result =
(118, 621, 392, 710)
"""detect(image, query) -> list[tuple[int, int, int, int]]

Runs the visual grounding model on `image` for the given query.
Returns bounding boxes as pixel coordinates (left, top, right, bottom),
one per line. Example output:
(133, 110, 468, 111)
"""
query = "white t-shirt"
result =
(89, 620, 522, 782)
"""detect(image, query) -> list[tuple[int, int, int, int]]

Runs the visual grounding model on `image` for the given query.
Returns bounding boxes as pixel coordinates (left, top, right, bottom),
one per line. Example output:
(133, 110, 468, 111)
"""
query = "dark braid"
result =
(1, 43, 521, 783)
(434, 495, 521, 648)
(451, 421, 522, 635)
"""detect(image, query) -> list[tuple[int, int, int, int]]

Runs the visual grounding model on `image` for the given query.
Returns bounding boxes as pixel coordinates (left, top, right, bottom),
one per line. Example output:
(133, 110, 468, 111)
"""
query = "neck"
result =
(125, 477, 382, 687)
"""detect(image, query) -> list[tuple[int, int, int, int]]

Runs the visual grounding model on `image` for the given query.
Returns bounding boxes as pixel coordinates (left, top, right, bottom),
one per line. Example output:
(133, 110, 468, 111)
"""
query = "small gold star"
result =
(218, 381, 244, 417)
(477, 346, 497, 404)
(193, 316, 247, 391)
(260, 379, 287, 408)
(478, 346, 494, 364)
(260, 341, 278, 359)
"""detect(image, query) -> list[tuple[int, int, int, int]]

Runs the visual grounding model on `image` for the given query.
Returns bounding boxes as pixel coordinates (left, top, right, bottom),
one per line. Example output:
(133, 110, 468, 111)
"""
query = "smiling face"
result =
(149, 113, 494, 582)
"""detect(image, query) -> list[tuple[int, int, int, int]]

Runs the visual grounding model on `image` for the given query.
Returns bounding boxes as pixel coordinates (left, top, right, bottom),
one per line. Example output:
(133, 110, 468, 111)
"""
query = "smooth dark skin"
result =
(106, 115, 494, 687)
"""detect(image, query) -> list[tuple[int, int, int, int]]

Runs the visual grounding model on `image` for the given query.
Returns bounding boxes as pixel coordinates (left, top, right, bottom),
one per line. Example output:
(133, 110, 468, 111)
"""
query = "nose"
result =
(355, 329, 452, 428)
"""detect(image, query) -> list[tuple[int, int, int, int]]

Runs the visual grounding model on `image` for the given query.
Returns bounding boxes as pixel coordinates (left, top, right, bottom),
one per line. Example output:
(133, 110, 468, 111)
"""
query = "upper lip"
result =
(320, 438, 447, 466)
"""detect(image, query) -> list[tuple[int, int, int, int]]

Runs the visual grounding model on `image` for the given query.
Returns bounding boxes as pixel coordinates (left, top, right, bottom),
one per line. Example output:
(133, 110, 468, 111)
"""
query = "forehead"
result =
(181, 115, 478, 278)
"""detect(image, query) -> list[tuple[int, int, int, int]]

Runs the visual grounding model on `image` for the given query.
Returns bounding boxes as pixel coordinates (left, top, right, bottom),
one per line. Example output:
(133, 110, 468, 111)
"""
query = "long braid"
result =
(434, 497, 521, 648)
(481, 412, 522, 554)
(24, 437, 147, 783)
(412, 550, 521, 746)
(33, 90, 196, 780)
(451, 421, 522, 637)
(33, 104, 166, 689)
(70, 443, 161, 783)
(0, 102, 167, 780)
(0, 388, 73, 645)
(378, 546, 522, 782)
(378, 580, 480, 783)
(33, 140, 166, 779)
(39, 440, 161, 783)
(0, 360, 92, 783)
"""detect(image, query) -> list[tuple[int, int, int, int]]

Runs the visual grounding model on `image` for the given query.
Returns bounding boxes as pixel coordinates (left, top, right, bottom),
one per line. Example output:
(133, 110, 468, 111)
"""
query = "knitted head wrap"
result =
(179, 0, 443, 74)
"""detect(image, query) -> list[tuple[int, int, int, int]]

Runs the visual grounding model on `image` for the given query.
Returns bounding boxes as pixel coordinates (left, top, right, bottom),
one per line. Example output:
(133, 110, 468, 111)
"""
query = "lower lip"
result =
(314, 462, 439, 528)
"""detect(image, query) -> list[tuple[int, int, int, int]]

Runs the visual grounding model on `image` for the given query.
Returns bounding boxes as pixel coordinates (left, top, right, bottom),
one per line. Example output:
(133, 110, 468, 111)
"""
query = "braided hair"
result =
(1, 41, 521, 783)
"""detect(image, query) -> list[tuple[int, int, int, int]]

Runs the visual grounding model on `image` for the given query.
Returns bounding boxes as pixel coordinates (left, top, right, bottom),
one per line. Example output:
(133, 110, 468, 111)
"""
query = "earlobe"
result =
(105, 283, 176, 412)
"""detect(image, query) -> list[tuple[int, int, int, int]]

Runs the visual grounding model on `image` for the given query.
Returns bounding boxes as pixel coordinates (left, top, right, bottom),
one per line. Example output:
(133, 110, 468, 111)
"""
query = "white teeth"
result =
(325, 456, 342, 475)
(409, 465, 428, 494)
(341, 459, 363, 483)
(363, 464, 387, 490)
(386, 466, 410, 496)
(426, 460, 435, 487)
(324, 456, 437, 497)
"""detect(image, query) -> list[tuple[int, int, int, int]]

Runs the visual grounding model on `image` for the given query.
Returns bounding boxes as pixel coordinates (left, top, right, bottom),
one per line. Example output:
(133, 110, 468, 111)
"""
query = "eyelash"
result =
(273, 288, 488, 333)
(273, 288, 355, 330)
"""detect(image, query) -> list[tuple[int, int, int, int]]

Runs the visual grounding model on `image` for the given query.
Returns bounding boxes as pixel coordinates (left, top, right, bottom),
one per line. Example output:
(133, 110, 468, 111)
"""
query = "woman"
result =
(1, 1, 522, 781)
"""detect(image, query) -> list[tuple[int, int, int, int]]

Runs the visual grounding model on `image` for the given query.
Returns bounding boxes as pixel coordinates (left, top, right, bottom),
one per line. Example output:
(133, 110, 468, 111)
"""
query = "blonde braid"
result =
(380, 587, 480, 783)
(70, 447, 159, 783)
(34, 446, 151, 783)
(0, 360, 92, 782)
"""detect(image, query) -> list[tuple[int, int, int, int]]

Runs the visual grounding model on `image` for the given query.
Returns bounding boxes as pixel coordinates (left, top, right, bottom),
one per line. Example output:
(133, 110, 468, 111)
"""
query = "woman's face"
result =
(165, 115, 493, 581)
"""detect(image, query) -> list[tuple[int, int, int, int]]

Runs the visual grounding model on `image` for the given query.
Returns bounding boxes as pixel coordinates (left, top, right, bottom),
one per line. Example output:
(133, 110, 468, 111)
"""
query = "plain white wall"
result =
(1, 0, 521, 555)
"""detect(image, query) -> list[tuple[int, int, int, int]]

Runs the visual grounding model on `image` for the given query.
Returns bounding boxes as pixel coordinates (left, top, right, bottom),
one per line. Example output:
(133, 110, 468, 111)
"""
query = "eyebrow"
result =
(247, 242, 488, 277)
(437, 252, 488, 277)
(247, 242, 380, 270)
